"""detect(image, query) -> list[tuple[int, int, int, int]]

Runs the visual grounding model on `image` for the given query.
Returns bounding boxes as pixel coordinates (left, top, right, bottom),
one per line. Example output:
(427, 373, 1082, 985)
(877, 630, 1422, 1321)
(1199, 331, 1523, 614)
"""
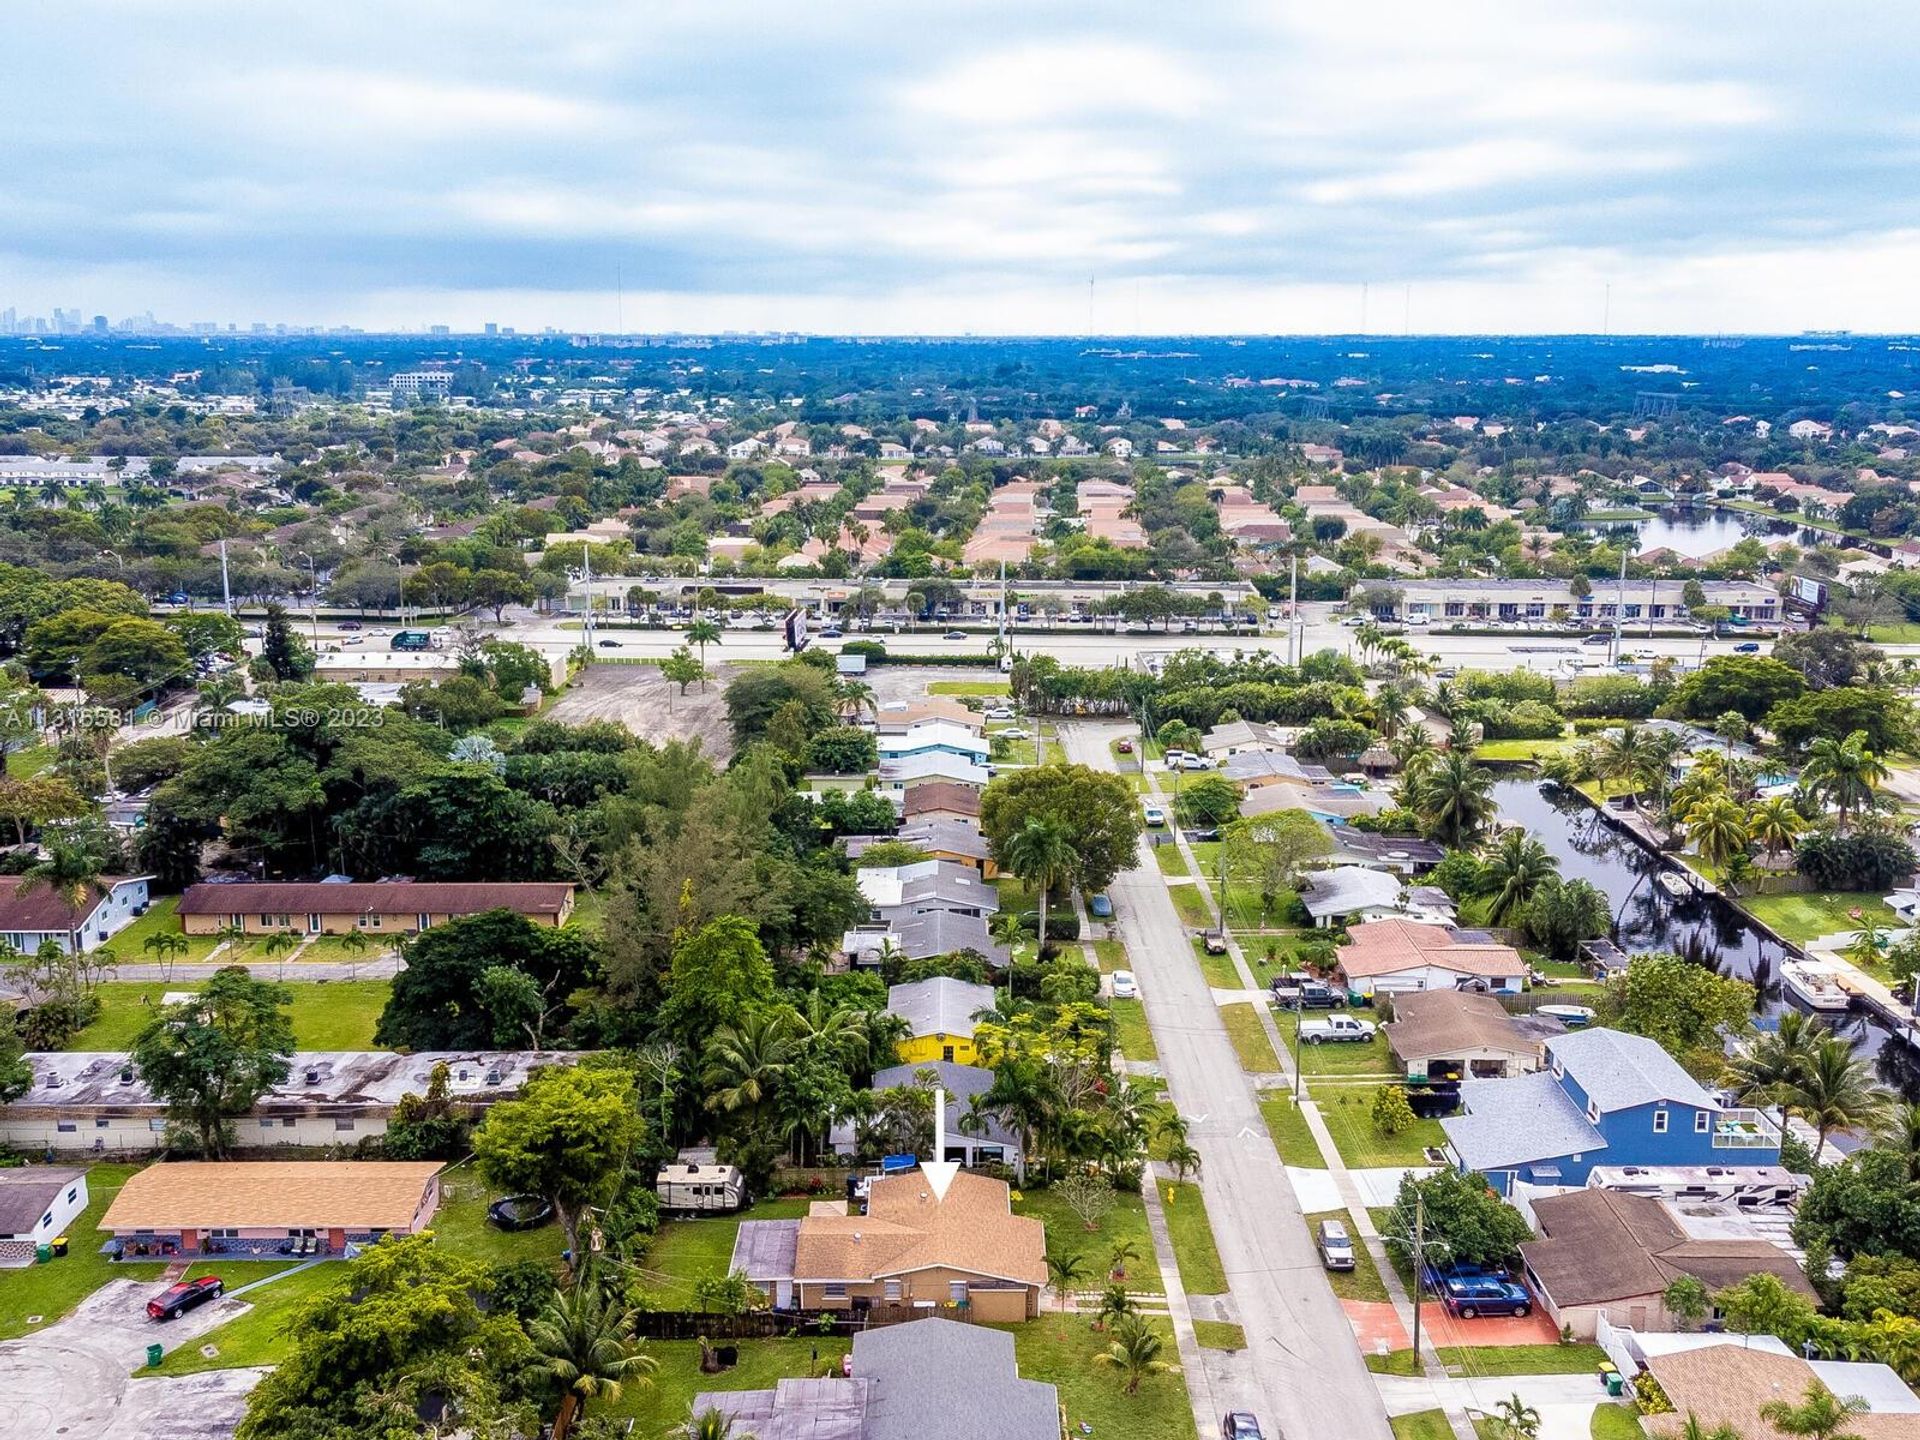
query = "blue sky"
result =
(4, 0, 1917, 333)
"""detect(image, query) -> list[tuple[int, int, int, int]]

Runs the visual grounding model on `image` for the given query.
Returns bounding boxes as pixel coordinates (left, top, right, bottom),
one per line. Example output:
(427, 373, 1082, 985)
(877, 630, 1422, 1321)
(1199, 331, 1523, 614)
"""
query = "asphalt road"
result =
(1062, 720, 1395, 1440)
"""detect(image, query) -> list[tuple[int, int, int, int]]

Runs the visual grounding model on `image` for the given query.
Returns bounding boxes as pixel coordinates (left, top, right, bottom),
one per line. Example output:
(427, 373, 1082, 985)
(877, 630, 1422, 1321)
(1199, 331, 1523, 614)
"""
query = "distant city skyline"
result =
(8, 2, 1920, 335)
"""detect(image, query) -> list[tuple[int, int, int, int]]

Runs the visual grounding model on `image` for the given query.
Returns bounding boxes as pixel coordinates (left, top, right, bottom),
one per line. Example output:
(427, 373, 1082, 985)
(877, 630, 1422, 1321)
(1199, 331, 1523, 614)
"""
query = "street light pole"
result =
(296, 552, 318, 646)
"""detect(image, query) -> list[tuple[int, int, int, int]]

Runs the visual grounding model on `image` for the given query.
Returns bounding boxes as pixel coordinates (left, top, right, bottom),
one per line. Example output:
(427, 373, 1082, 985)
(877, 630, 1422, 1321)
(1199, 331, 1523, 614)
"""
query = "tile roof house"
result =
(1382, 990, 1558, 1083)
(1334, 918, 1526, 998)
(1519, 1188, 1815, 1339)
(695, 1318, 1058, 1440)
(1441, 1028, 1781, 1195)
(1644, 1342, 1920, 1440)
(0, 1166, 88, 1261)
(887, 978, 996, 1065)
(730, 1173, 1045, 1322)
(100, 1160, 442, 1258)
(177, 881, 574, 936)
(0, 875, 153, 955)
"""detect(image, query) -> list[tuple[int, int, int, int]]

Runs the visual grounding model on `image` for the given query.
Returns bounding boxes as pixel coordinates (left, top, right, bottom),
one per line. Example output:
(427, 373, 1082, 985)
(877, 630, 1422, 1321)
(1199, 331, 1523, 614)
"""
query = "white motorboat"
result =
(1780, 960, 1852, 1012)
(1655, 870, 1693, 899)
(1537, 1004, 1596, 1028)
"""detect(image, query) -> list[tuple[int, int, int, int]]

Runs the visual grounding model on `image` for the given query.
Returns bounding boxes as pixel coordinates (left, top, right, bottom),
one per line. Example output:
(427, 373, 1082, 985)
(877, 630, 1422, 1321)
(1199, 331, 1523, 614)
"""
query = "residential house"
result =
(1640, 1340, 1919, 1440)
(1326, 831, 1444, 875)
(887, 978, 995, 1065)
(877, 754, 990, 792)
(829, 1061, 1025, 1173)
(729, 1172, 1044, 1321)
(694, 1317, 1058, 1440)
(843, 911, 1007, 970)
(1298, 867, 1456, 929)
(1, 1050, 568, 1154)
(846, 820, 997, 878)
(857, 861, 998, 919)
(1441, 1028, 1781, 1196)
(0, 1166, 88, 1262)
(876, 721, 991, 765)
(902, 781, 983, 826)
(1334, 918, 1526, 998)
(176, 881, 575, 936)
(100, 1160, 442, 1258)
(1519, 1188, 1815, 1340)
(1202, 719, 1294, 757)
(1382, 990, 1558, 1083)
(0, 874, 152, 955)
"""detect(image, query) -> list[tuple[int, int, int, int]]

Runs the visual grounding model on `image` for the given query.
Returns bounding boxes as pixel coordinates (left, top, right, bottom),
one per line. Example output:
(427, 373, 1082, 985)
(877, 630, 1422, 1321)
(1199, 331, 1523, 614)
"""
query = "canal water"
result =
(1580, 506, 1826, 559)
(1492, 776, 1920, 1095)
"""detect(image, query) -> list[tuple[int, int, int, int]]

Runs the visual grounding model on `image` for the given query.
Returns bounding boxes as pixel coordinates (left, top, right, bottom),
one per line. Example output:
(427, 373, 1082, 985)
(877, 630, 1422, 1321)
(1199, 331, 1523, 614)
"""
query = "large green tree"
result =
(131, 966, 295, 1157)
(1389, 1168, 1532, 1268)
(658, 915, 776, 1048)
(473, 1063, 645, 1258)
(981, 763, 1143, 894)
(1599, 953, 1755, 1074)
(375, 911, 593, 1051)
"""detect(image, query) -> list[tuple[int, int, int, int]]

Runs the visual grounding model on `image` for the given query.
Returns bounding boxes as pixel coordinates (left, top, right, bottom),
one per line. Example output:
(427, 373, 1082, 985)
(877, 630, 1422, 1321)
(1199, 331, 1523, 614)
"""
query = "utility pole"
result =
(1288, 550, 1300, 666)
(1410, 1191, 1426, 1359)
(1611, 544, 1628, 665)
(218, 539, 232, 617)
(582, 542, 594, 649)
(297, 552, 318, 646)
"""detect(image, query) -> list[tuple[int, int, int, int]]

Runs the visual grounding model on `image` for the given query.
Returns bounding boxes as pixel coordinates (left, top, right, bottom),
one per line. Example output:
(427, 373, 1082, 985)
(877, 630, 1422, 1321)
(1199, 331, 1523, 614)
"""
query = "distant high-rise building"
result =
(390, 371, 454, 402)
(484, 322, 498, 336)
(91, 315, 108, 333)
(429, 324, 450, 336)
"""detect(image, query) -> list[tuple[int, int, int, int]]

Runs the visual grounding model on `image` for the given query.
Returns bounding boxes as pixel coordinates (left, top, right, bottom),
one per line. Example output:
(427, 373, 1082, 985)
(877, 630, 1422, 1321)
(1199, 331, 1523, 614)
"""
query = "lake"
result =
(1579, 506, 1823, 559)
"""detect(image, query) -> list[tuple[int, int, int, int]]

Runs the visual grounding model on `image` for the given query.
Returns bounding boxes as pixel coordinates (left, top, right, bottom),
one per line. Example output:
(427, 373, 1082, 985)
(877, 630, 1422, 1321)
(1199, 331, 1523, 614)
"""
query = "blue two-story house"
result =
(1440, 1027, 1779, 1196)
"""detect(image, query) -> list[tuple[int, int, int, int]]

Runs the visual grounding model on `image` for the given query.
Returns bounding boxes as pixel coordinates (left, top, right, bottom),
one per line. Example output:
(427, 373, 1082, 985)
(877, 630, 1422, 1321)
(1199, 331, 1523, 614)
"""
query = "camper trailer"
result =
(655, 1162, 748, 1214)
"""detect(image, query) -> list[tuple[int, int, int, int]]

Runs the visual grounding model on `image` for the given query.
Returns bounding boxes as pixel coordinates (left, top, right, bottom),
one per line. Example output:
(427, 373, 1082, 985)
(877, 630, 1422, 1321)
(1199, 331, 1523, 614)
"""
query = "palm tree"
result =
(142, 930, 188, 983)
(528, 1282, 656, 1440)
(1411, 751, 1496, 848)
(1749, 796, 1805, 864)
(1093, 1313, 1172, 1395)
(1493, 1392, 1541, 1440)
(989, 909, 1026, 965)
(196, 674, 246, 712)
(1686, 795, 1752, 879)
(1045, 1250, 1088, 1312)
(212, 920, 248, 959)
(262, 927, 301, 979)
(1095, 1283, 1135, 1330)
(1592, 723, 1659, 800)
(703, 1010, 800, 1120)
(1004, 817, 1077, 958)
(1802, 730, 1889, 834)
(1676, 1415, 1745, 1440)
(1878, 1101, 1920, 1185)
(21, 830, 107, 910)
(836, 677, 876, 723)
(337, 926, 372, 979)
(1372, 686, 1412, 741)
(686, 617, 722, 669)
(1164, 1138, 1202, 1181)
(1729, 1009, 1821, 1141)
(676, 1406, 755, 1440)
(1483, 831, 1559, 926)
(1788, 1036, 1892, 1164)
(1758, 1381, 1870, 1440)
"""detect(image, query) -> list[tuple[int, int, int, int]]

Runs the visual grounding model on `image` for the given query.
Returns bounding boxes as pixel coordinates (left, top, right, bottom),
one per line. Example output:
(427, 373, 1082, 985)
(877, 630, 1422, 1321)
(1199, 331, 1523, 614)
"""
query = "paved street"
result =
(1063, 720, 1395, 1440)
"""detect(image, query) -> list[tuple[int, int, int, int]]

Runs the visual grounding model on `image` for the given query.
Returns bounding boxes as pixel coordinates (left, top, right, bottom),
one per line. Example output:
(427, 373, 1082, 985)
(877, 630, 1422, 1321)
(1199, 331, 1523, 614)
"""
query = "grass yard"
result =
(1092, 939, 1127, 973)
(1368, 1348, 1423, 1375)
(1257, 1091, 1327, 1168)
(638, 1197, 815, 1307)
(1109, 997, 1158, 1062)
(1473, 738, 1573, 762)
(292, 934, 396, 965)
(1590, 1403, 1646, 1439)
(1218, 1002, 1280, 1072)
(0, 1163, 164, 1339)
(6, 741, 55, 777)
(1159, 1181, 1227, 1295)
(1867, 622, 1920, 644)
(991, 737, 1039, 767)
(1190, 938, 1243, 990)
(68, 979, 393, 1050)
(605, 1337, 851, 1430)
(428, 1169, 570, 1270)
(1313, 1092, 1446, 1169)
(1193, 1319, 1247, 1351)
(1439, 1343, 1608, 1376)
(1738, 891, 1899, 947)
(1012, 1185, 1161, 1295)
(147, 1261, 343, 1374)
(108, 898, 224, 964)
(1392, 1410, 1456, 1440)
(1170, 884, 1215, 928)
(927, 680, 1009, 696)
(1304, 1210, 1388, 1303)
(1010, 1317, 1193, 1440)
(1153, 843, 1191, 878)
(1271, 1011, 1399, 1079)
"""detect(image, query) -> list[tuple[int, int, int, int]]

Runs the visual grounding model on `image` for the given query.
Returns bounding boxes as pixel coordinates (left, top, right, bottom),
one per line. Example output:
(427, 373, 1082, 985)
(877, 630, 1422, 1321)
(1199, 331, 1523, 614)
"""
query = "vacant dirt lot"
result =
(544, 661, 1006, 759)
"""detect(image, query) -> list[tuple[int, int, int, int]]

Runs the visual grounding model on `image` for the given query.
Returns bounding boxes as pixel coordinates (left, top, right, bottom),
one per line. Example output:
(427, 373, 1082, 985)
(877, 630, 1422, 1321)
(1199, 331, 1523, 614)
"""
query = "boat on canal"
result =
(1654, 870, 1693, 899)
(1780, 960, 1853, 1012)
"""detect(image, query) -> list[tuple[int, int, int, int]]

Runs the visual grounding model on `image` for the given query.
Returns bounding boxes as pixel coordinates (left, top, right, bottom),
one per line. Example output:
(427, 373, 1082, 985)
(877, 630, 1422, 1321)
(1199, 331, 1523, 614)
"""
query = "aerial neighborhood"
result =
(1, 333, 1920, 1440)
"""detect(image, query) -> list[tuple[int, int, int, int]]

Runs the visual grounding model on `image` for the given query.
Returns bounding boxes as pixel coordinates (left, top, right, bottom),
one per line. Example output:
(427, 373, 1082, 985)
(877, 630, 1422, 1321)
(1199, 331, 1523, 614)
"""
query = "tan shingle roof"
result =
(100, 1161, 441, 1232)
(1382, 991, 1540, 1063)
(1646, 1346, 1918, 1440)
(178, 882, 573, 918)
(793, 1171, 1044, 1288)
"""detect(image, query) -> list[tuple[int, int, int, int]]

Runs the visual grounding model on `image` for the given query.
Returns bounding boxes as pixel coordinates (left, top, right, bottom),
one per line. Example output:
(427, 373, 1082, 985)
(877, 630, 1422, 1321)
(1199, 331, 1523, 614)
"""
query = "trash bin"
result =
(49, 1236, 67, 1257)
(34, 1243, 50, 1264)
(146, 1344, 163, 1369)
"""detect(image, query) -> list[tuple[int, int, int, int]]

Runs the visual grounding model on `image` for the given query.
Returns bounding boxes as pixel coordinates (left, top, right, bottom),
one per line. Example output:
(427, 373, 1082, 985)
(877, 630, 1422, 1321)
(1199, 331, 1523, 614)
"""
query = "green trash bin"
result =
(1606, 1373, 1625, 1398)
(146, 1343, 163, 1369)
(33, 1243, 50, 1264)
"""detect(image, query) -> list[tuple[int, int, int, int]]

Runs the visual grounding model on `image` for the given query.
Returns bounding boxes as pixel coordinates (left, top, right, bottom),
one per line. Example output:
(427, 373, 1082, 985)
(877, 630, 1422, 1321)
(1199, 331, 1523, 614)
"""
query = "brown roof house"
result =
(0, 874, 153, 956)
(729, 1169, 1044, 1322)
(902, 780, 982, 825)
(100, 1160, 442, 1259)
(177, 881, 574, 937)
(1383, 990, 1561, 1083)
(1644, 1342, 1920, 1440)
(1520, 1188, 1816, 1340)
(1335, 919, 1527, 998)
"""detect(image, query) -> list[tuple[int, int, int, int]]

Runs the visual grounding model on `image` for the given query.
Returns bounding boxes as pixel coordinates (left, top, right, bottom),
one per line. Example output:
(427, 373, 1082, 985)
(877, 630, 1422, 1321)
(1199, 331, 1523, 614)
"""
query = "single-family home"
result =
(1326, 831, 1445, 875)
(1382, 990, 1558, 1083)
(888, 978, 995, 1065)
(857, 861, 998, 919)
(100, 1160, 442, 1258)
(902, 781, 983, 825)
(1202, 719, 1294, 757)
(843, 910, 1009, 971)
(1519, 1188, 1814, 1340)
(1441, 1028, 1781, 1196)
(877, 754, 990, 792)
(1334, 919, 1526, 998)
(176, 881, 575, 937)
(0, 1166, 88, 1262)
(830, 1060, 1025, 1174)
(695, 1318, 1058, 1440)
(1641, 1340, 1920, 1440)
(847, 820, 997, 878)
(0, 875, 153, 955)
(729, 1170, 1044, 1320)
(1298, 867, 1456, 929)
(876, 721, 991, 765)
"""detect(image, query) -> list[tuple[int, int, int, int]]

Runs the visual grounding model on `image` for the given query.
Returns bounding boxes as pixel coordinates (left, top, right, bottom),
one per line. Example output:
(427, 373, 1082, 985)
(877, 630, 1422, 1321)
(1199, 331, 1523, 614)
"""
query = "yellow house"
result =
(888, 977, 994, 1067)
(177, 882, 574, 937)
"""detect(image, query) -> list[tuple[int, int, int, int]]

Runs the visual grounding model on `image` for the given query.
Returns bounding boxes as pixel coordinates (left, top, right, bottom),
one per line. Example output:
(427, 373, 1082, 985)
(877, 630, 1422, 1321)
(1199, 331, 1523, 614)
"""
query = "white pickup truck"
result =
(1299, 1014, 1378, 1044)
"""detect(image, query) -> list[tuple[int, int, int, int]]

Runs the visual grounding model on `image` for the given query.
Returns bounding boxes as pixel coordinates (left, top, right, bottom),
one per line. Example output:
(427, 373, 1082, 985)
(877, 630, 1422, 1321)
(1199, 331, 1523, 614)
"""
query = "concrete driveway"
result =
(0, 1276, 263, 1440)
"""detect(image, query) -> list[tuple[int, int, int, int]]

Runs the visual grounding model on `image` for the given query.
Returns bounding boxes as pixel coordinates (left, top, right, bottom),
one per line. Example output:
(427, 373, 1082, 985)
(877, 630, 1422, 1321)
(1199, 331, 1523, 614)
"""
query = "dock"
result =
(1580, 938, 1629, 980)
(1819, 955, 1920, 1048)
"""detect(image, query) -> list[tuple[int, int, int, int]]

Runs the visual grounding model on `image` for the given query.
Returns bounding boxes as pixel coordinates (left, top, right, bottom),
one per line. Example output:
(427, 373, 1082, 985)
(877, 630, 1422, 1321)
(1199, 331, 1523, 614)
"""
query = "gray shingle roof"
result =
(870, 1061, 1018, 1149)
(1442, 1070, 1605, 1171)
(886, 978, 996, 1039)
(0, 1167, 83, 1236)
(730, 1218, 800, 1282)
(855, 1319, 1060, 1440)
(1300, 866, 1403, 919)
(1550, 1028, 1714, 1112)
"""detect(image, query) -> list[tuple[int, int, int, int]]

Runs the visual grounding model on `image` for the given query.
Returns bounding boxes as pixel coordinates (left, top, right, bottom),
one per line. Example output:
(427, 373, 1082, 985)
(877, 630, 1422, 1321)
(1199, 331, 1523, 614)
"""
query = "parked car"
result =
(984, 706, 1016, 720)
(999, 727, 1031, 740)
(1733, 640, 1761, 653)
(1222, 1413, 1266, 1440)
(1277, 980, 1344, 1011)
(1143, 804, 1167, 827)
(148, 1275, 224, 1321)
(1299, 1014, 1376, 1044)
(1163, 749, 1195, 765)
(1433, 666, 1458, 679)
(1117, 737, 1135, 754)
(1174, 754, 1215, 771)
(1089, 893, 1114, 919)
(1185, 826, 1220, 843)
(1427, 1265, 1532, 1319)
(1317, 1219, 1356, 1271)
(1200, 929, 1228, 955)
(1111, 969, 1139, 999)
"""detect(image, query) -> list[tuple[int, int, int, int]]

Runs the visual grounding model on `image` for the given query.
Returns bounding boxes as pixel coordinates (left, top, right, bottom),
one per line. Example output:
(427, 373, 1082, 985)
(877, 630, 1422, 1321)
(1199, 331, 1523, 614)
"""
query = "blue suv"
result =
(1425, 1263, 1531, 1319)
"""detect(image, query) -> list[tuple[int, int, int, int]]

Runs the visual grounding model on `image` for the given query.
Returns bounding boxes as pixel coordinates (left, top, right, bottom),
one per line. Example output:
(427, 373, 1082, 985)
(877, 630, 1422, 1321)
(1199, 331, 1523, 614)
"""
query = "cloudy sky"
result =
(4, 0, 1917, 334)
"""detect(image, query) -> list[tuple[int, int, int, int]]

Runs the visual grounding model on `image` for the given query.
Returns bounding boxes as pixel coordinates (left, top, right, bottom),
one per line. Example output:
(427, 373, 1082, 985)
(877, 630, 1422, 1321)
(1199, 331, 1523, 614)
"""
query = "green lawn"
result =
(564, 887, 610, 935)
(1866, 622, 1920, 644)
(1392, 1409, 1456, 1440)
(1092, 939, 1127, 973)
(927, 680, 1009, 696)
(69, 979, 392, 1050)
(1193, 1319, 1247, 1351)
(605, 1337, 850, 1430)
(1590, 1403, 1646, 1439)
(0, 1163, 164, 1339)
(108, 898, 223, 963)
(1012, 1185, 1161, 1295)
(1272, 1011, 1399, 1079)
(1219, 1002, 1280, 1072)
(1170, 884, 1215, 928)
(427, 1169, 569, 1270)
(1257, 1091, 1327, 1168)
(992, 737, 1039, 767)
(1473, 738, 1573, 762)
(1011, 1317, 1193, 1440)
(1160, 1181, 1227, 1295)
(1438, 1343, 1609, 1376)
(1314, 1093, 1447, 1169)
(1737, 892, 1899, 947)
(1110, 997, 1158, 1062)
(1153, 844, 1191, 878)
(6, 741, 55, 777)
(1369, 1348, 1423, 1376)
(638, 1198, 814, 1307)
(1304, 1210, 1388, 1302)
(146, 1261, 343, 1374)
(293, 934, 397, 965)
(1190, 938, 1243, 990)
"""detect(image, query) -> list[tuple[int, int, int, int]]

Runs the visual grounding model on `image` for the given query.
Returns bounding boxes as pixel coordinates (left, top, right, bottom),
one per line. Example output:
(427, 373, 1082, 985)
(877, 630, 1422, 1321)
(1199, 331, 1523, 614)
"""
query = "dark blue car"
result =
(1426, 1263, 1531, 1319)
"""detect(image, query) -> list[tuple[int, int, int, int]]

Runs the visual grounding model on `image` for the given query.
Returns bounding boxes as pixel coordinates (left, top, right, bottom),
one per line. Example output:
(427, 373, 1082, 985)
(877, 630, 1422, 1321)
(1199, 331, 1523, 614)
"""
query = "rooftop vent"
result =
(304, 1069, 321, 1085)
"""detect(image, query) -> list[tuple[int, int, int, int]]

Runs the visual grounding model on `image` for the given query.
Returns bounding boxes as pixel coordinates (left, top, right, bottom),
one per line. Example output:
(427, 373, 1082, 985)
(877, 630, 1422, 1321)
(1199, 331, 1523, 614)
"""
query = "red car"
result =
(148, 1275, 223, 1320)
(1117, 738, 1135, 754)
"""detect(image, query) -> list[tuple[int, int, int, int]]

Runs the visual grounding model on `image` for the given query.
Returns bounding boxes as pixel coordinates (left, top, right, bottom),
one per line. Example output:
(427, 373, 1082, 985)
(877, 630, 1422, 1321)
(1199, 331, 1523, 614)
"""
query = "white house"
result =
(0, 874, 152, 955)
(875, 720, 991, 764)
(0, 1167, 88, 1262)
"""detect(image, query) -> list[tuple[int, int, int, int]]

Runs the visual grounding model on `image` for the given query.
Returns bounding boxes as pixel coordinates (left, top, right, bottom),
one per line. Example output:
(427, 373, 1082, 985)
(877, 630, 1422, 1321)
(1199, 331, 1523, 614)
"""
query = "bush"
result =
(1796, 828, 1918, 892)
(486, 1259, 558, 1320)
(1371, 1084, 1416, 1136)
(840, 640, 888, 660)
(1020, 911, 1082, 941)
(1562, 675, 1663, 719)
